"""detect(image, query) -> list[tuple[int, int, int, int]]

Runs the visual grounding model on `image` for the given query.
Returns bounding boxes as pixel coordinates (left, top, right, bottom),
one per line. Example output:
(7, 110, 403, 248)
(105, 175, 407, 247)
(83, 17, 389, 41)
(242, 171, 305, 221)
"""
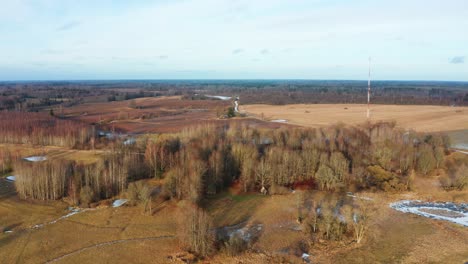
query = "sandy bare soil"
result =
(243, 104, 468, 132)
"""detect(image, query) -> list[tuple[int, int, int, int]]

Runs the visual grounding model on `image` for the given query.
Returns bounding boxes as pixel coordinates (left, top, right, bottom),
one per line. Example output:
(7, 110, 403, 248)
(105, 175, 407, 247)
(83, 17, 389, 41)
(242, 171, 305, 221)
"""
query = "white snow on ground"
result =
(301, 253, 311, 263)
(123, 138, 136, 145)
(390, 200, 468, 227)
(24, 156, 47, 162)
(205, 95, 232, 100)
(347, 193, 373, 201)
(6, 176, 15, 182)
(112, 199, 128, 207)
(32, 207, 91, 229)
(271, 119, 288, 123)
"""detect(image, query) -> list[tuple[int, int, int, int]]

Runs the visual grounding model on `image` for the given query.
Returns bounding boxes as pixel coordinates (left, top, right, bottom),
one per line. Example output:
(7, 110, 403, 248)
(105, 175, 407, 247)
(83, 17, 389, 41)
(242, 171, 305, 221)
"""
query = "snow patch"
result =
(32, 207, 91, 230)
(390, 200, 468, 227)
(219, 222, 263, 243)
(112, 199, 128, 207)
(6, 176, 16, 182)
(205, 95, 232, 101)
(302, 253, 311, 263)
(24, 156, 47, 162)
(123, 138, 136, 145)
(271, 119, 288, 123)
(347, 193, 373, 201)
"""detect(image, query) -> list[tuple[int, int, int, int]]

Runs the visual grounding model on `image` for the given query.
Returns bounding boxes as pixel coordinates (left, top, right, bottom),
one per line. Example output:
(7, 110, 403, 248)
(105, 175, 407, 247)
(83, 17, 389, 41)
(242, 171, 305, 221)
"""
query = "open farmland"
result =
(243, 104, 468, 132)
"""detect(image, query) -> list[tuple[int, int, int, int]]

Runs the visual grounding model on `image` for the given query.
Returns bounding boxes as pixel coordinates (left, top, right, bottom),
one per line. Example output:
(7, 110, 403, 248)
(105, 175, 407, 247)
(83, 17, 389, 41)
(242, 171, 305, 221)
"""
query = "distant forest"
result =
(0, 80, 467, 111)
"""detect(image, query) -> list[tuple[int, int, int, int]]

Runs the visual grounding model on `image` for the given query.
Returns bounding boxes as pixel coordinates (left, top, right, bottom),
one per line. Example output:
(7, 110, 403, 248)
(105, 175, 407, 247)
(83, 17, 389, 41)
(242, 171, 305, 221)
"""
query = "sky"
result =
(0, 0, 467, 81)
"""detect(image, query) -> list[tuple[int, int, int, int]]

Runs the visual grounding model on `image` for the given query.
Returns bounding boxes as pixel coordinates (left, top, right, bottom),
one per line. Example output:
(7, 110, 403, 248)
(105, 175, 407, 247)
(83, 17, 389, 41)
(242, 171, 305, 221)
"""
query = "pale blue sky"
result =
(0, 0, 467, 81)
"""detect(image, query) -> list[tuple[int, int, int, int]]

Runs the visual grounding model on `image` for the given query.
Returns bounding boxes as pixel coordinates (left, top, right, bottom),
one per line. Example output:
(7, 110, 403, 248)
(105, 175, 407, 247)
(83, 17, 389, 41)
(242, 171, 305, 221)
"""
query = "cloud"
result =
(449, 56, 465, 64)
(57, 21, 80, 31)
(41, 49, 62, 54)
(260, 49, 269, 55)
(232, 48, 244, 55)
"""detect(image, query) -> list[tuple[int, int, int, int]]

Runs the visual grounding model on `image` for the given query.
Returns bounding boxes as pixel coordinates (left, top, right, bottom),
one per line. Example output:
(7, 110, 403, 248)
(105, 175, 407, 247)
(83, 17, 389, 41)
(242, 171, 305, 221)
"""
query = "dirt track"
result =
(45, 235, 175, 263)
(243, 104, 468, 132)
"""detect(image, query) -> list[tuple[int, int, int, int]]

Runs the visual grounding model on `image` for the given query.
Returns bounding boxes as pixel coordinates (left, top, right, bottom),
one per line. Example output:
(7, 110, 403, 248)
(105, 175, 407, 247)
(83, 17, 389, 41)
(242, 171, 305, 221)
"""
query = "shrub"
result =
(80, 185, 95, 207)
(178, 206, 214, 257)
(224, 233, 249, 256)
(269, 184, 290, 195)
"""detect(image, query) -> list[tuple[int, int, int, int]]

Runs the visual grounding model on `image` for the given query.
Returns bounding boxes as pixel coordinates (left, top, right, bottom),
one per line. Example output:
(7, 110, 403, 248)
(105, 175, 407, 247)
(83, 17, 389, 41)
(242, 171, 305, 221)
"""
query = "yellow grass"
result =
(0, 144, 103, 165)
(243, 104, 468, 132)
(1, 144, 467, 263)
(0, 203, 179, 264)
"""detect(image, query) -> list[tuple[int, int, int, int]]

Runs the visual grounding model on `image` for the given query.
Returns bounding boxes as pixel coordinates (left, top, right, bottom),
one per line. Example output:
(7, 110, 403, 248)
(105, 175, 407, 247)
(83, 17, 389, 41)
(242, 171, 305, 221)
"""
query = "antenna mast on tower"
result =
(367, 57, 371, 119)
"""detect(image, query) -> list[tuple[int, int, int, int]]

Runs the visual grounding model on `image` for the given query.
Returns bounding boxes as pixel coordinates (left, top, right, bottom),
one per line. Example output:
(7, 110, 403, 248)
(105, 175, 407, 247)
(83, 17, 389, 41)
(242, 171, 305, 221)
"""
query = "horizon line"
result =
(2, 78, 468, 83)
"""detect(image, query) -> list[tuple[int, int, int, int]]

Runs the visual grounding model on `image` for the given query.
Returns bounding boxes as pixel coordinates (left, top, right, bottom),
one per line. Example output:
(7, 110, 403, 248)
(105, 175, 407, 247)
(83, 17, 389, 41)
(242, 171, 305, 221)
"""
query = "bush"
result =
(440, 164, 468, 190)
(80, 186, 95, 207)
(126, 181, 152, 213)
(269, 184, 290, 195)
(178, 206, 214, 257)
(224, 233, 249, 256)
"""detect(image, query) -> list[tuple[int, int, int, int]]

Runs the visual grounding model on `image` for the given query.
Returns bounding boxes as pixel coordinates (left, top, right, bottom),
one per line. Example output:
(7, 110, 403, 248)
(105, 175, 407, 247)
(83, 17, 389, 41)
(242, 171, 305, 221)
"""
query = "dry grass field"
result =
(243, 104, 468, 132)
(1, 101, 467, 263)
(63, 96, 228, 133)
(207, 186, 468, 263)
(1, 174, 468, 263)
(0, 144, 103, 165)
(62, 96, 289, 133)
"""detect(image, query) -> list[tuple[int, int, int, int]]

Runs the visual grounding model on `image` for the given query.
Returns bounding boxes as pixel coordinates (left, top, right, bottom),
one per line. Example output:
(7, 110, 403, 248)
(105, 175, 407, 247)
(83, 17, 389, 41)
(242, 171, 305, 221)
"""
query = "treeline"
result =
(0, 112, 94, 148)
(230, 85, 468, 106)
(148, 122, 451, 203)
(2, 80, 467, 110)
(10, 122, 459, 204)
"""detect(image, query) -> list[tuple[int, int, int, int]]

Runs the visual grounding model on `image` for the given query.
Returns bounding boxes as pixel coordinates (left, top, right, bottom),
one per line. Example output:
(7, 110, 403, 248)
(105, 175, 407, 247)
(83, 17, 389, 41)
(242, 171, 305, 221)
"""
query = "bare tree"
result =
(178, 206, 214, 257)
(343, 200, 372, 243)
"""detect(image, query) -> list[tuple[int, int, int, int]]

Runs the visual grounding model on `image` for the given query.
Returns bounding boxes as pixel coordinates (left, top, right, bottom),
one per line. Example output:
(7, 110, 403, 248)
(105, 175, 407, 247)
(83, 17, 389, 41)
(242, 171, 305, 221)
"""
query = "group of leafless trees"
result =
(144, 122, 452, 204)
(13, 147, 146, 204)
(297, 192, 373, 244)
(0, 112, 94, 148)
(7, 121, 457, 205)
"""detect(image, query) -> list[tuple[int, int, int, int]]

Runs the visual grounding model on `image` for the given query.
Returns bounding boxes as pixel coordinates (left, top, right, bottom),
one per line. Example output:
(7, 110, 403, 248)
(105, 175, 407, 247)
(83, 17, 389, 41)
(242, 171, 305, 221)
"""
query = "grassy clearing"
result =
(0, 144, 102, 165)
(0, 204, 179, 264)
(205, 191, 266, 227)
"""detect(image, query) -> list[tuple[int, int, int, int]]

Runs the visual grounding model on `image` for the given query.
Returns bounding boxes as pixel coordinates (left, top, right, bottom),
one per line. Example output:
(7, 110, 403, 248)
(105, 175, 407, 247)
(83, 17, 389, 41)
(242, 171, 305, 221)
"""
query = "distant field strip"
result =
(45, 235, 175, 263)
(243, 104, 468, 132)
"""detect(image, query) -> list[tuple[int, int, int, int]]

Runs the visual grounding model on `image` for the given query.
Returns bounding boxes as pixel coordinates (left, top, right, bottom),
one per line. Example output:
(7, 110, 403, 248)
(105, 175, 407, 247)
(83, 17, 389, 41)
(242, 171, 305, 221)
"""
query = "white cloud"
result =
(0, 0, 467, 80)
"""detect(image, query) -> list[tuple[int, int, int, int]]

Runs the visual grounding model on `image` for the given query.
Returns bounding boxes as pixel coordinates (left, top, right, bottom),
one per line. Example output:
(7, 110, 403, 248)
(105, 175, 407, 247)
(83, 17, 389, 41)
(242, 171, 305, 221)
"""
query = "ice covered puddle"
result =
(24, 156, 47, 162)
(205, 95, 232, 101)
(390, 200, 468, 227)
(6, 176, 16, 182)
(113, 199, 128, 207)
(271, 119, 288, 123)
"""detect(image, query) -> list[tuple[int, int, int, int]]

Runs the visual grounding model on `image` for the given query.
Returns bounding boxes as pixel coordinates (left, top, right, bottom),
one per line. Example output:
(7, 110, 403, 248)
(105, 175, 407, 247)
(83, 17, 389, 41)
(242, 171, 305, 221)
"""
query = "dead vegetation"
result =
(243, 104, 468, 132)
